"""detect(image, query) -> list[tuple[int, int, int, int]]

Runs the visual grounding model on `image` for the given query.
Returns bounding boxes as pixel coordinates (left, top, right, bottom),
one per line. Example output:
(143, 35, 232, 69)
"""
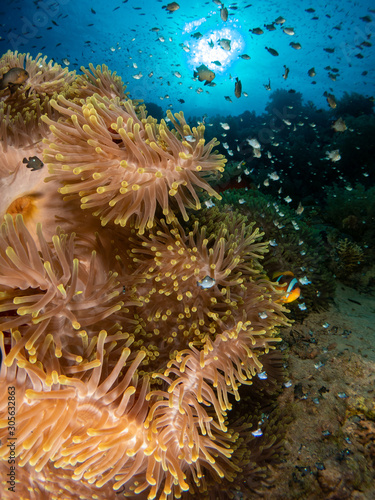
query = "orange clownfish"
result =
(273, 271, 301, 303)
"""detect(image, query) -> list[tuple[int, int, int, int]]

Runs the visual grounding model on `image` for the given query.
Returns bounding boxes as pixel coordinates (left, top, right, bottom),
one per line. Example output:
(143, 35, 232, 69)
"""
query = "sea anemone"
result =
(0, 50, 76, 98)
(0, 460, 116, 500)
(0, 51, 76, 150)
(0, 213, 289, 499)
(0, 152, 108, 247)
(122, 213, 287, 373)
(0, 214, 124, 368)
(74, 62, 130, 101)
(0, 52, 293, 499)
(1, 150, 50, 233)
(42, 94, 225, 233)
(0, 329, 149, 498)
(0, 320, 242, 500)
(215, 190, 336, 316)
(0, 95, 53, 150)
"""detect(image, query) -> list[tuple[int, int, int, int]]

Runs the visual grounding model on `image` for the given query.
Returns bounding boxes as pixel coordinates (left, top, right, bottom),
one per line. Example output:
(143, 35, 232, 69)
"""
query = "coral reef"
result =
(264, 88, 304, 116)
(333, 91, 374, 118)
(323, 183, 375, 243)
(196, 90, 375, 206)
(333, 238, 364, 278)
(209, 190, 335, 318)
(321, 183, 375, 288)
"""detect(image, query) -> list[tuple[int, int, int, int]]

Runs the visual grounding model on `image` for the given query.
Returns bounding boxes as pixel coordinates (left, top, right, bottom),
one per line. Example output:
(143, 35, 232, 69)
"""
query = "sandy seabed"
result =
(257, 284, 375, 500)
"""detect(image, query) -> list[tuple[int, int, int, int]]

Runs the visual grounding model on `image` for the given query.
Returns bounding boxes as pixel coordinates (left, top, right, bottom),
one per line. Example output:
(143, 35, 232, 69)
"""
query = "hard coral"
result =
(334, 238, 364, 278)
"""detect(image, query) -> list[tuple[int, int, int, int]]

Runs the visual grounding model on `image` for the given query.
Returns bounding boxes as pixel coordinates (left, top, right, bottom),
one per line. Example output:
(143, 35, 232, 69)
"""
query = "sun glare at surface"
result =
(183, 15, 246, 74)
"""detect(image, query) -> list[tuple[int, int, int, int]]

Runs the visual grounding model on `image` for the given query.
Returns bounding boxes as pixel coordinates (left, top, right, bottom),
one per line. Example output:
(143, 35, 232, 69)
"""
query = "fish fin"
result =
(8, 83, 18, 95)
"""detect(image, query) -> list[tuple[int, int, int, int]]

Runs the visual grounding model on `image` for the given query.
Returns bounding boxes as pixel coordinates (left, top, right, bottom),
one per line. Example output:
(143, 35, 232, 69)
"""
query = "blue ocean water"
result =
(1, 0, 374, 118)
